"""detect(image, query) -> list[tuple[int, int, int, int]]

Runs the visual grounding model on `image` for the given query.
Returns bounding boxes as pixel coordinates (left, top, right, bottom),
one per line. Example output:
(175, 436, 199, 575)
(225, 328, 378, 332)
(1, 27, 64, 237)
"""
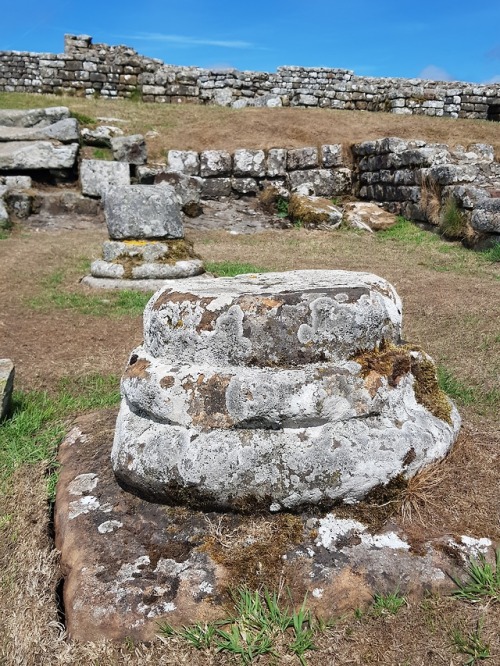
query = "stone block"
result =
(199, 150, 232, 177)
(233, 149, 266, 177)
(288, 194, 343, 228)
(4, 175, 32, 189)
(111, 134, 147, 165)
(0, 141, 78, 171)
(0, 359, 14, 420)
(0, 106, 70, 128)
(154, 172, 203, 216)
(200, 177, 232, 198)
(287, 168, 351, 197)
(231, 177, 259, 195)
(321, 144, 343, 167)
(471, 199, 500, 233)
(267, 148, 287, 177)
(166, 150, 200, 176)
(287, 147, 318, 171)
(81, 125, 124, 147)
(103, 184, 183, 240)
(80, 160, 130, 198)
(0, 118, 79, 143)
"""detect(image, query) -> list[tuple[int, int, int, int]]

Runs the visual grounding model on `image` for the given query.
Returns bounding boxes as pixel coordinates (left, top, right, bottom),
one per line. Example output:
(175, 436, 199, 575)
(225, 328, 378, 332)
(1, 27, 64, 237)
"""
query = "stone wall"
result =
(1, 35, 500, 120)
(352, 138, 500, 245)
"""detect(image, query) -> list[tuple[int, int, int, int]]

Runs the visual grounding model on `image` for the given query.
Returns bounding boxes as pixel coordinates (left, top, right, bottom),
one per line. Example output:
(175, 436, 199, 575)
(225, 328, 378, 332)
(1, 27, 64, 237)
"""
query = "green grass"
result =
(437, 366, 499, 413)
(376, 217, 441, 245)
(92, 147, 113, 160)
(452, 549, 500, 604)
(482, 243, 500, 263)
(440, 197, 467, 239)
(70, 110, 96, 126)
(0, 229, 10, 240)
(205, 261, 271, 277)
(0, 374, 120, 491)
(371, 590, 407, 616)
(452, 621, 491, 664)
(28, 270, 153, 317)
(159, 586, 328, 665)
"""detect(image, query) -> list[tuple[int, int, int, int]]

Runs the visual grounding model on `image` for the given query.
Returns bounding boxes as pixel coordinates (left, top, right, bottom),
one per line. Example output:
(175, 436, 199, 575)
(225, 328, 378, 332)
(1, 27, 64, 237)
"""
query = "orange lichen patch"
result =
(113, 239, 201, 279)
(364, 369, 384, 397)
(123, 358, 151, 380)
(238, 295, 284, 314)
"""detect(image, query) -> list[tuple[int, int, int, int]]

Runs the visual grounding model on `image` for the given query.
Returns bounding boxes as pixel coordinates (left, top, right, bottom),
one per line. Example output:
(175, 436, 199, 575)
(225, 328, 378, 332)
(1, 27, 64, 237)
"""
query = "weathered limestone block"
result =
(166, 150, 200, 176)
(321, 144, 344, 167)
(287, 147, 318, 171)
(471, 199, 500, 233)
(288, 168, 351, 197)
(288, 194, 343, 228)
(231, 177, 259, 195)
(111, 134, 147, 164)
(200, 177, 232, 198)
(0, 118, 79, 143)
(0, 141, 78, 171)
(81, 125, 124, 147)
(80, 159, 130, 197)
(154, 172, 203, 216)
(0, 359, 14, 420)
(112, 270, 460, 511)
(233, 149, 266, 177)
(343, 202, 399, 232)
(0, 106, 70, 128)
(267, 148, 287, 177)
(199, 150, 232, 177)
(3, 175, 32, 189)
(103, 184, 183, 239)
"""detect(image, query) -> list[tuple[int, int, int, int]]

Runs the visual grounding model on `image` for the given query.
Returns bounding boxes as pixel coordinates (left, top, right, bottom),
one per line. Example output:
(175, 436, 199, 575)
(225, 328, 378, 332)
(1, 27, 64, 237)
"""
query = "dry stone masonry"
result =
(1, 35, 499, 120)
(112, 270, 460, 512)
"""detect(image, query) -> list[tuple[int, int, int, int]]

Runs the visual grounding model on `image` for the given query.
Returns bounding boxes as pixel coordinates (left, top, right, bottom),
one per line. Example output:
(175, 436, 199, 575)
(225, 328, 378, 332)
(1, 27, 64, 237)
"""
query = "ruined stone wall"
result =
(1, 35, 500, 120)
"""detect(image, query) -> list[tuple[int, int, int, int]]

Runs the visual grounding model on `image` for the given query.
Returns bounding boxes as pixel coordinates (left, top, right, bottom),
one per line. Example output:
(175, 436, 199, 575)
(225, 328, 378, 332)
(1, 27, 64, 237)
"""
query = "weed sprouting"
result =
(451, 620, 491, 664)
(158, 586, 328, 665)
(440, 197, 468, 239)
(70, 110, 96, 126)
(482, 243, 500, 263)
(371, 590, 407, 615)
(276, 196, 289, 218)
(452, 549, 499, 604)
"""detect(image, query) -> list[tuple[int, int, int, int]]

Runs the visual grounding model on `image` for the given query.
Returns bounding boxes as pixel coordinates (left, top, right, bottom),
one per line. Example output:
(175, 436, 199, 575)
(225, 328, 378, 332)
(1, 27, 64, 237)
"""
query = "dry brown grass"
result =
(2, 92, 500, 161)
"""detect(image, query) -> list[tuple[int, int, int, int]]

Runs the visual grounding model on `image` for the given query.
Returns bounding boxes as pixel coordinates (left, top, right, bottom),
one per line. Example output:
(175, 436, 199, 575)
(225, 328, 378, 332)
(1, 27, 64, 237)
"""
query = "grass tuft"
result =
(159, 586, 327, 665)
(451, 620, 491, 664)
(440, 197, 468, 240)
(481, 243, 500, 263)
(452, 549, 500, 604)
(376, 216, 440, 245)
(371, 590, 407, 616)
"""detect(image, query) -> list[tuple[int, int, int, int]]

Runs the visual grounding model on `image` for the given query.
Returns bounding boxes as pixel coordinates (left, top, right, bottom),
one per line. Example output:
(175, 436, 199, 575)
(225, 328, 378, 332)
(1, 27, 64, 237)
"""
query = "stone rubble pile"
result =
(112, 270, 460, 512)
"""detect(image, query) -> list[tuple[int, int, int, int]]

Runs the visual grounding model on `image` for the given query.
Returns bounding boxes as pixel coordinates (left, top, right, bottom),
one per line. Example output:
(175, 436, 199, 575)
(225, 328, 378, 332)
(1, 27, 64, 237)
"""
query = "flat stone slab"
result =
(0, 118, 79, 143)
(81, 276, 205, 291)
(0, 141, 78, 171)
(55, 410, 493, 642)
(0, 106, 70, 128)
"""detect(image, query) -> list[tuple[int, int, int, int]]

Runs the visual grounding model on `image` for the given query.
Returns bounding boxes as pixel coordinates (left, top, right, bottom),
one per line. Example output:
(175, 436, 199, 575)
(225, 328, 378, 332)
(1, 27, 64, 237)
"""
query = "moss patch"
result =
(113, 239, 200, 279)
(354, 341, 453, 425)
(201, 513, 304, 590)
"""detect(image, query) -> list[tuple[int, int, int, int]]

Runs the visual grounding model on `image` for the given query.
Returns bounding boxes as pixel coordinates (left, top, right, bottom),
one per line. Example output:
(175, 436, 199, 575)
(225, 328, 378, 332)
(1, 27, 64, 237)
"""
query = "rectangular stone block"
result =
(0, 359, 14, 421)
(80, 160, 130, 198)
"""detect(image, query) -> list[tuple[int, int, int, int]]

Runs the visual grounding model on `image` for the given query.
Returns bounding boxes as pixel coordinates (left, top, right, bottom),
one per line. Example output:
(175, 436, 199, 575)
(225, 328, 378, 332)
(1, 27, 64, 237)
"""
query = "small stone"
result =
(81, 125, 124, 147)
(343, 202, 399, 231)
(80, 160, 130, 198)
(4, 176, 32, 190)
(111, 135, 147, 165)
(0, 359, 14, 421)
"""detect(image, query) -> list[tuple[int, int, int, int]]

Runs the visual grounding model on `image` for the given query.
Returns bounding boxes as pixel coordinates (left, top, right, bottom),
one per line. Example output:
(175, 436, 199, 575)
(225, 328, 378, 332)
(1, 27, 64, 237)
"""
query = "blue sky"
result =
(1, 1, 500, 84)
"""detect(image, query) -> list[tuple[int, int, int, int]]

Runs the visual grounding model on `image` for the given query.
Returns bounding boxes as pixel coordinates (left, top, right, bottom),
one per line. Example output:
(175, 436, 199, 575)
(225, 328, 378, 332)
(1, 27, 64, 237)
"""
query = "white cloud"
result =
(125, 33, 254, 49)
(417, 65, 453, 81)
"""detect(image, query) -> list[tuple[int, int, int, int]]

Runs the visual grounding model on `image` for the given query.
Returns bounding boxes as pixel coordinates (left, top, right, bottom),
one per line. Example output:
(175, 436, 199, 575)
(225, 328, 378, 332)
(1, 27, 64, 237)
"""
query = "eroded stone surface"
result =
(111, 134, 147, 165)
(0, 106, 70, 128)
(80, 159, 130, 197)
(103, 184, 183, 240)
(0, 141, 78, 171)
(56, 410, 484, 641)
(0, 358, 14, 420)
(112, 271, 460, 510)
(343, 202, 399, 231)
(0, 118, 79, 143)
